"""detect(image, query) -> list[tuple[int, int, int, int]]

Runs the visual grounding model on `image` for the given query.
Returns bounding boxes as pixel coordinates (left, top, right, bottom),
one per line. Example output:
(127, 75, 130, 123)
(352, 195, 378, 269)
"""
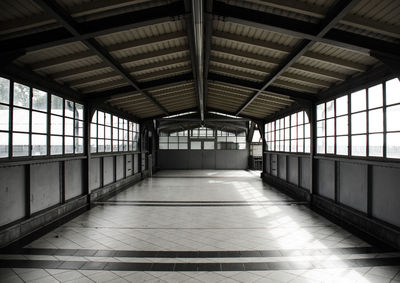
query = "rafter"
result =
(235, 0, 360, 116)
(34, 0, 169, 114)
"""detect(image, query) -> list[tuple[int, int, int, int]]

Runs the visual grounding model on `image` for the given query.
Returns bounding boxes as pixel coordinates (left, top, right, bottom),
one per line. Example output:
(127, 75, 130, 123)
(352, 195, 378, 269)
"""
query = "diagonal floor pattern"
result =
(1, 170, 400, 282)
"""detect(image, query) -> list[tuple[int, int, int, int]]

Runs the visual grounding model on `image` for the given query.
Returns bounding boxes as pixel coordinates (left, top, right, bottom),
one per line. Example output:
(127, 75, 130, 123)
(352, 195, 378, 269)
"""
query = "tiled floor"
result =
(1, 170, 400, 282)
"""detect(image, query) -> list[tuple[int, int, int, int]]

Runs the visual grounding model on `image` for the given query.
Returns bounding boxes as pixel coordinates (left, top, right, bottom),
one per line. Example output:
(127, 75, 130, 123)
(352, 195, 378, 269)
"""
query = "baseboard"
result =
(312, 195, 400, 250)
(261, 172, 311, 202)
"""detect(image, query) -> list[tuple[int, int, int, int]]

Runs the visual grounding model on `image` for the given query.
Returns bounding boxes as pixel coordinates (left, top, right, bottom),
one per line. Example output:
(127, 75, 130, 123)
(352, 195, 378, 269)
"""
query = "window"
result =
(159, 130, 188, 150)
(0, 76, 85, 159)
(315, 77, 400, 159)
(216, 130, 246, 150)
(265, 111, 310, 153)
(90, 111, 139, 153)
(50, 95, 84, 155)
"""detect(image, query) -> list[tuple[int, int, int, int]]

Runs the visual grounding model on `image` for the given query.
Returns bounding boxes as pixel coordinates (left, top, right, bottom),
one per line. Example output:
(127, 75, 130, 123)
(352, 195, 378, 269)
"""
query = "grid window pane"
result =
(351, 112, 366, 134)
(317, 137, 325, 154)
(326, 100, 334, 118)
(336, 136, 348, 155)
(32, 89, 47, 111)
(75, 137, 84, 154)
(51, 95, 63, 115)
(0, 132, 8, 158)
(368, 108, 383, 133)
(369, 133, 383, 157)
(12, 133, 29, 156)
(352, 135, 366, 156)
(64, 100, 74, 118)
(326, 136, 334, 154)
(64, 136, 74, 154)
(387, 132, 400, 158)
(351, 89, 366, 112)
(317, 121, 325, 137)
(0, 105, 9, 131)
(204, 141, 214, 150)
(0, 77, 10, 104)
(368, 84, 383, 109)
(32, 111, 47, 133)
(13, 108, 30, 132)
(336, 116, 348, 135)
(64, 118, 74, 136)
(75, 103, 84, 120)
(304, 138, 310, 153)
(326, 118, 334, 136)
(90, 138, 97, 153)
(317, 103, 325, 120)
(51, 136, 63, 155)
(191, 141, 201, 149)
(297, 138, 303, 152)
(386, 78, 400, 106)
(336, 95, 348, 116)
(14, 83, 30, 108)
(32, 134, 47, 156)
(386, 104, 400, 132)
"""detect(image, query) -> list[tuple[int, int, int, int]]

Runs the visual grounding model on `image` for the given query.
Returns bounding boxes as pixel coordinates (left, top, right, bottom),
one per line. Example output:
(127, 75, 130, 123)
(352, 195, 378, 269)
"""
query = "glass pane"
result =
(386, 104, 400, 132)
(238, 143, 246, 150)
(32, 111, 47, 133)
(298, 125, 303, 139)
(98, 124, 104, 139)
(304, 138, 310, 153)
(13, 108, 30, 132)
(291, 139, 297, 152)
(336, 95, 348, 116)
(368, 84, 383, 109)
(64, 100, 74, 118)
(304, 124, 310, 138)
(12, 133, 29, 156)
(179, 143, 188, 149)
(387, 132, 400, 158)
(336, 136, 348, 155)
(104, 113, 111, 126)
(316, 103, 325, 120)
(32, 89, 47, 111)
(51, 136, 63, 155)
(326, 136, 334, 154)
(0, 105, 9, 131)
(317, 137, 325, 154)
(99, 139, 105, 152)
(326, 100, 334, 118)
(336, 116, 348, 135)
(351, 112, 366, 134)
(204, 141, 214, 150)
(191, 141, 201, 149)
(297, 138, 303, 152)
(352, 135, 366, 156)
(92, 111, 97, 123)
(298, 112, 303, 124)
(64, 136, 74, 154)
(133, 141, 138, 151)
(113, 127, 118, 140)
(13, 83, 30, 108)
(368, 108, 383, 133)
(0, 77, 10, 104)
(90, 138, 97, 153)
(105, 139, 112, 152)
(51, 95, 63, 115)
(64, 117, 74, 136)
(98, 111, 105, 125)
(369, 133, 383, 157)
(285, 116, 290, 127)
(386, 78, 400, 106)
(90, 123, 97, 138)
(75, 103, 84, 120)
(0, 132, 8, 158)
(291, 126, 297, 139)
(50, 115, 63, 135)
(291, 113, 297, 126)
(317, 121, 325, 137)
(351, 89, 366, 112)
(326, 118, 334, 136)
(169, 143, 178, 150)
(32, 134, 47, 156)
(113, 140, 118, 152)
(76, 120, 83, 137)
(105, 126, 111, 139)
(75, 137, 84, 154)
(159, 143, 167, 150)
(317, 138, 325, 153)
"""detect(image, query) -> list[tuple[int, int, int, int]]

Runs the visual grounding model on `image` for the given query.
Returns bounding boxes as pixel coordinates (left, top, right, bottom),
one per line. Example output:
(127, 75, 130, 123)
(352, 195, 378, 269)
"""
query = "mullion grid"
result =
(265, 111, 309, 154)
(0, 78, 11, 158)
(316, 77, 400, 159)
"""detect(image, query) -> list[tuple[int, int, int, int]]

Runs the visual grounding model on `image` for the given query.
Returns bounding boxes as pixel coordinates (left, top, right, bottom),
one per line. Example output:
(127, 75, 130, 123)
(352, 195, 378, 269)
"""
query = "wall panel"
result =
(300, 157, 311, 190)
(0, 166, 26, 227)
(278, 155, 286, 180)
(116, 156, 124, 180)
(317, 159, 335, 200)
(288, 156, 298, 185)
(103, 157, 114, 185)
(126, 155, 132, 176)
(65, 160, 83, 201)
(89, 158, 101, 190)
(30, 163, 60, 214)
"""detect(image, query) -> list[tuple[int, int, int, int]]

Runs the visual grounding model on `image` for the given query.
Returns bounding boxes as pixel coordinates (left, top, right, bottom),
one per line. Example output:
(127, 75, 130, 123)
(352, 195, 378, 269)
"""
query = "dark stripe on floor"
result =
(93, 202, 308, 207)
(1, 257, 400, 271)
(99, 200, 298, 203)
(1, 246, 393, 258)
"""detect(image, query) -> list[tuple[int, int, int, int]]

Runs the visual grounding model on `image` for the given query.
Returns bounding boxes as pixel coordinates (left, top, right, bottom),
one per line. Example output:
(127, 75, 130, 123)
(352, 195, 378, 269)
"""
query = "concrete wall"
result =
(158, 150, 248, 169)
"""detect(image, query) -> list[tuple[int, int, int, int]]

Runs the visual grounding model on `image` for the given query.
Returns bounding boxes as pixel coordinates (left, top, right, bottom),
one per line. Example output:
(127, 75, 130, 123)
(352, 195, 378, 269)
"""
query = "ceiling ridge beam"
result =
(34, 0, 169, 115)
(234, 0, 359, 115)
